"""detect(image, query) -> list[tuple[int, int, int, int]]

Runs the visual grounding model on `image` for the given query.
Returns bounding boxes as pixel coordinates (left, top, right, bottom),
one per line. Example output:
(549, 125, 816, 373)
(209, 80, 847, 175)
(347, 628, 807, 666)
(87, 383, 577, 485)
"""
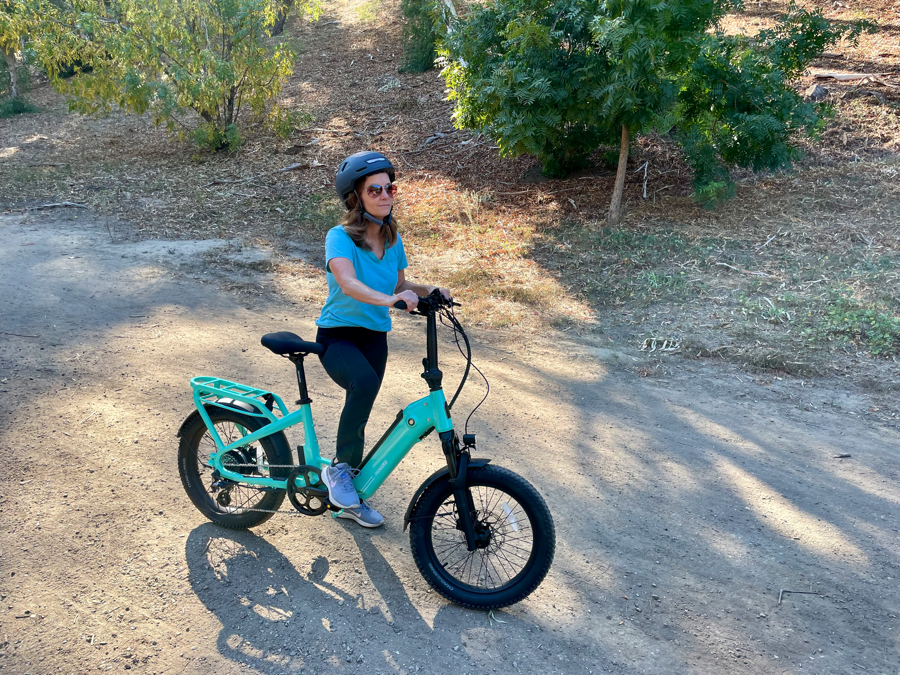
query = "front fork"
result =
(439, 430, 482, 552)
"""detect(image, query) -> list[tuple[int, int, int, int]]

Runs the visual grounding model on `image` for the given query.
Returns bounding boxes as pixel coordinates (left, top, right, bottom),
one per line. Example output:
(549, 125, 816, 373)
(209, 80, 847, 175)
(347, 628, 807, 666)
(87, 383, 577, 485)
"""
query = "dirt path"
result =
(1, 211, 898, 675)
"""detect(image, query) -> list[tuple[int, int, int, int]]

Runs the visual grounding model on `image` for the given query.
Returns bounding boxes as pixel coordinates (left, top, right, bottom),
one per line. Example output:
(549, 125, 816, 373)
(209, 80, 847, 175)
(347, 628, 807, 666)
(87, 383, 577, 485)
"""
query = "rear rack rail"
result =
(191, 376, 291, 418)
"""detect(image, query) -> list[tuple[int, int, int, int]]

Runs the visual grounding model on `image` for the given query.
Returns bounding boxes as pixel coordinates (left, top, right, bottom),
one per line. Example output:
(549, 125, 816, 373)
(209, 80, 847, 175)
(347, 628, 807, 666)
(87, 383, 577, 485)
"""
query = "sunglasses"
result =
(365, 183, 398, 198)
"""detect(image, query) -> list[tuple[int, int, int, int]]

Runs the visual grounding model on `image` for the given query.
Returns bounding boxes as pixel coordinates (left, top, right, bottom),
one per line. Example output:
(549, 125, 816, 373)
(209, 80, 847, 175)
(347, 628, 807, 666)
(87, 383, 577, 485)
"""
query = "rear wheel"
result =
(178, 407, 292, 529)
(408, 465, 555, 609)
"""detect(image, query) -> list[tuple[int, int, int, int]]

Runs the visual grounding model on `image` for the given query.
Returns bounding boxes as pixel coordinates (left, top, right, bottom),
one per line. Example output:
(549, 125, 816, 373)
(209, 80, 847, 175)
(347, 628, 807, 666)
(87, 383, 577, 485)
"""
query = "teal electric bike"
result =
(177, 291, 555, 609)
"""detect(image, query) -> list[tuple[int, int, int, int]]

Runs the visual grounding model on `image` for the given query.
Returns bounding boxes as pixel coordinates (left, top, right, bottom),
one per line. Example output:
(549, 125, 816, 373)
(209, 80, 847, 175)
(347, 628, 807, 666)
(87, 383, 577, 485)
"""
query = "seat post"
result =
(290, 355, 312, 405)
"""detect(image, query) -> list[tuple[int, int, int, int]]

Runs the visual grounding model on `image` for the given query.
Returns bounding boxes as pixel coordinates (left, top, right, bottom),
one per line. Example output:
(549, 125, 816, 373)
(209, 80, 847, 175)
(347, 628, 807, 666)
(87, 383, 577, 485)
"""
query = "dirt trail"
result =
(1, 210, 898, 675)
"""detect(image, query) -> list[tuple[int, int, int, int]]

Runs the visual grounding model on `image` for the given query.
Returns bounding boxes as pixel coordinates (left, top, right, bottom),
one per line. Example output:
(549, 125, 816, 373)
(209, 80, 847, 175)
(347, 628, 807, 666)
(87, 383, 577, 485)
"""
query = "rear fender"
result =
(403, 458, 491, 531)
(176, 398, 257, 438)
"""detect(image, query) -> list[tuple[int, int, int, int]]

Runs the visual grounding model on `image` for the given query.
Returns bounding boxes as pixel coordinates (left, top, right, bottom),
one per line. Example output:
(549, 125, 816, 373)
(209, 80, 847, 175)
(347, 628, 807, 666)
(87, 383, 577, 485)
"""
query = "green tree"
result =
(1, 0, 28, 98)
(26, 0, 318, 150)
(441, 0, 873, 222)
(400, 0, 456, 72)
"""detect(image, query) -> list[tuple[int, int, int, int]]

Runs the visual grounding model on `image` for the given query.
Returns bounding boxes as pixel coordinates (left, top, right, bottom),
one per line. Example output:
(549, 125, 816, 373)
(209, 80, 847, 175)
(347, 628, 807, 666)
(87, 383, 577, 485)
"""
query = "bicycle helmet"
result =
(335, 151, 396, 209)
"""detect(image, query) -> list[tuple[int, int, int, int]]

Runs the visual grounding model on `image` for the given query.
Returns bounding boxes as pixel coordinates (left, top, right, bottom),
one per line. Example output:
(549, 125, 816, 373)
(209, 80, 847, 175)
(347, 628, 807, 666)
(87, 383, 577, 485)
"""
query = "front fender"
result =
(403, 458, 491, 531)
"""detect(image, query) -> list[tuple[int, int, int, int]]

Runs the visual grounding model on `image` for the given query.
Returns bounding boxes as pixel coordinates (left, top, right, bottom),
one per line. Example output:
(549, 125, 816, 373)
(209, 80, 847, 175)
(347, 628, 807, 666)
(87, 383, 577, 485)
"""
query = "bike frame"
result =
(191, 313, 455, 502)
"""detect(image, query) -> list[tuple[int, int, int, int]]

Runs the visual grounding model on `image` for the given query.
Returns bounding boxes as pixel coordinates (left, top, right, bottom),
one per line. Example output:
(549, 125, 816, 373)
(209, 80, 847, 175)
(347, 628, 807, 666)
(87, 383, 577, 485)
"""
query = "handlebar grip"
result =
(393, 300, 408, 310)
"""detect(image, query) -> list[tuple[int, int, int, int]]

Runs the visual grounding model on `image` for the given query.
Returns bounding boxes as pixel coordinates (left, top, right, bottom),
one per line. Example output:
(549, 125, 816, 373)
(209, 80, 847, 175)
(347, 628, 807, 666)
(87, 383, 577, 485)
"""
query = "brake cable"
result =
(440, 304, 490, 436)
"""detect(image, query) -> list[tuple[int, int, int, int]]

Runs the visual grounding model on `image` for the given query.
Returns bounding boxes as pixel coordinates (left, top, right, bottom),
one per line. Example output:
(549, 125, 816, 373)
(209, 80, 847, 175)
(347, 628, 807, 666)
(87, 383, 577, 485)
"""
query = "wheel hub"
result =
(221, 445, 258, 475)
(474, 523, 492, 549)
(457, 513, 493, 549)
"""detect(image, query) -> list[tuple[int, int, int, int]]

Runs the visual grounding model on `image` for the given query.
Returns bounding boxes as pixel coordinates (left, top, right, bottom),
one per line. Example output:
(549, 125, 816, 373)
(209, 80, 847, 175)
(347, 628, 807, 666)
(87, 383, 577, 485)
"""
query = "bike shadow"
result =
(184, 520, 582, 673)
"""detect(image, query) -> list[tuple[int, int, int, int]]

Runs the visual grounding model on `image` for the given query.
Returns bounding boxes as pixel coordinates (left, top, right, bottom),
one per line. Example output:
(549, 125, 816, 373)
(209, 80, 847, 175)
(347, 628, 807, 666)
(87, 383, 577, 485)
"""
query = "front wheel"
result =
(408, 465, 555, 609)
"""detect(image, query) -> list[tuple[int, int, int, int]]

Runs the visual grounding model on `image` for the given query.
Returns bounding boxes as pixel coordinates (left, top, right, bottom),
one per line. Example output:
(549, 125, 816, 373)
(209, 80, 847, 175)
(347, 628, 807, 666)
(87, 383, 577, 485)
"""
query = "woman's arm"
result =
(330, 257, 419, 310)
(395, 270, 450, 299)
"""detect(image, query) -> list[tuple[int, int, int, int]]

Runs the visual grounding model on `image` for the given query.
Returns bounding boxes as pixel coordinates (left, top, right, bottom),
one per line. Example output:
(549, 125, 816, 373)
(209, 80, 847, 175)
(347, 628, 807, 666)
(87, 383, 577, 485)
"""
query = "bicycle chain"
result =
(209, 467, 452, 521)
(213, 463, 327, 516)
(218, 463, 309, 469)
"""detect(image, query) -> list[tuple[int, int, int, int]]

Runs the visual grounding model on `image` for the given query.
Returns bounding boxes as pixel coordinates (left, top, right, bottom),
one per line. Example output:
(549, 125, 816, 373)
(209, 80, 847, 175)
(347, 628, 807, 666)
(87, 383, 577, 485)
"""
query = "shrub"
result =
(25, 0, 319, 150)
(440, 0, 875, 215)
(0, 95, 38, 117)
(400, 0, 441, 73)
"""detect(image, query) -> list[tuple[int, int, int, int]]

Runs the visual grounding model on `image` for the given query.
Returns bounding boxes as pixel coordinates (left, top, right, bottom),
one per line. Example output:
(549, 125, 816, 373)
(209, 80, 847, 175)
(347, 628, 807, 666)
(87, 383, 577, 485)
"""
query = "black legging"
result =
(316, 326, 389, 468)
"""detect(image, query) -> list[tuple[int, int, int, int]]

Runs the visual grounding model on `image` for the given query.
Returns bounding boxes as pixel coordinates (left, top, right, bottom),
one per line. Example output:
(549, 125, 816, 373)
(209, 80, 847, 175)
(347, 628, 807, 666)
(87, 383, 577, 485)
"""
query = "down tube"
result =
(353, 396, 444, 501)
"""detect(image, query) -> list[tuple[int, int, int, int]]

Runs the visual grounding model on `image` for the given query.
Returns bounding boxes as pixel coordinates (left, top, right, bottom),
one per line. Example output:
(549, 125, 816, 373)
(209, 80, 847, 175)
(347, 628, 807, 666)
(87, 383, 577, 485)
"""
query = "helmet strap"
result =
(362, 211, 392, 226)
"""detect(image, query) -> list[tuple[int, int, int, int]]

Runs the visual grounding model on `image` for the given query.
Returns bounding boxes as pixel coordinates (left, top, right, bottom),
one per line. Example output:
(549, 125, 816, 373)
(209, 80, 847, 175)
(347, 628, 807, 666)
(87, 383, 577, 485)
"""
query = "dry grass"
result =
(1, 0, 899, 401)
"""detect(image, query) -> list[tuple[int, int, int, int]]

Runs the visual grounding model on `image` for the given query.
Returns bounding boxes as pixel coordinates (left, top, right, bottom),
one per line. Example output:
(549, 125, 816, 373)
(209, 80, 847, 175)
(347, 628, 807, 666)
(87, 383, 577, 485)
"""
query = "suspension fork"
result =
(440, 430, 479, 551)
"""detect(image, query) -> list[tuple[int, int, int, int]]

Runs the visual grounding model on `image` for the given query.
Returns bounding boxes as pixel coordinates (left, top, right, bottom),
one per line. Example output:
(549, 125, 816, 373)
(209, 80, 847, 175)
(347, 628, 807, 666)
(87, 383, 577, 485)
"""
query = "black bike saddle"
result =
(261, 332, 325, 356)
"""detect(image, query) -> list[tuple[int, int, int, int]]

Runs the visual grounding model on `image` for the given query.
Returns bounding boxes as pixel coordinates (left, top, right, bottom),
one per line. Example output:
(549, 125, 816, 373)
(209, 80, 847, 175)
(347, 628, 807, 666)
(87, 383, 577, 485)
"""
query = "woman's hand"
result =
(437, 287, 451, 301)
(391, 289, 420, 312)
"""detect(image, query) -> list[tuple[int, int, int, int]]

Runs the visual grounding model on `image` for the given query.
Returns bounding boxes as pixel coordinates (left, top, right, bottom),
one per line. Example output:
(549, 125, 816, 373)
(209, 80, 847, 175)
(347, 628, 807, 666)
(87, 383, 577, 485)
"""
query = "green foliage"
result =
(441, 0, 876, 200)
(442, 0, 623, 176)
(194, 122, 242, 152)
(0, 95, 38, 116)
(0, 0, 27, 52)
(807, 289, 900, 356)
(676, 8, 874, 206)
(757, 8, 876, 80)
(24, 0, 319, 150)
(400, 0, 440, 73)
(271, 107, 313, 138)
(442, 0, 738, 177)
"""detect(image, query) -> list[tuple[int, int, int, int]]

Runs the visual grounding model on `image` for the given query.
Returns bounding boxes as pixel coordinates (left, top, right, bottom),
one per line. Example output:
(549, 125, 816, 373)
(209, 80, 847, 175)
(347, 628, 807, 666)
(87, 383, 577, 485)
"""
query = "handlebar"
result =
(393, 289, 457, 314)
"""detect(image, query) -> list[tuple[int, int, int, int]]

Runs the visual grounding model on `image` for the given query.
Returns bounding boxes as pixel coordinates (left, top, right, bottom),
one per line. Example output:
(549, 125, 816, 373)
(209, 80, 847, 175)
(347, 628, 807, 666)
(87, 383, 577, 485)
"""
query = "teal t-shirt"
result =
(316, 225, 409, 332)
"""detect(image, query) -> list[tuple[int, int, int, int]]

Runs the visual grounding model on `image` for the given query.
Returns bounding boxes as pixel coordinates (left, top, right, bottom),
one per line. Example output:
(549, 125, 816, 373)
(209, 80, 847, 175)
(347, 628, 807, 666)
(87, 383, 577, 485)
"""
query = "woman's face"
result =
(359, 172, 395, 220)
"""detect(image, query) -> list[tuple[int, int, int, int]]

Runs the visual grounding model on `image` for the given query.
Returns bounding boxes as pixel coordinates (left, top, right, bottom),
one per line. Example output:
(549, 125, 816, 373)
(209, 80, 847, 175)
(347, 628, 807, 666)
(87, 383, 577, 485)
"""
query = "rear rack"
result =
(191, 376, 290, 419)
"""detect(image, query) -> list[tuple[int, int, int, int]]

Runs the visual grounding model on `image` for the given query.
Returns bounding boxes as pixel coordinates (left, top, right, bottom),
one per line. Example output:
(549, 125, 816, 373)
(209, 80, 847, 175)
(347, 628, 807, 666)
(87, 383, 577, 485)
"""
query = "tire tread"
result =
(178, 408, 292, 529)
(409, 464, 555, 609)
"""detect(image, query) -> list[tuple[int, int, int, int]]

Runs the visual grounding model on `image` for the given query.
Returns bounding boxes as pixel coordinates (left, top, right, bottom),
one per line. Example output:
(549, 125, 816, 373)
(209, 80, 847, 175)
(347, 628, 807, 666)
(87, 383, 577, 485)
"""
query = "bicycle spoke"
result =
(430, 485, 535, 591)
(195, 421, 275, 514)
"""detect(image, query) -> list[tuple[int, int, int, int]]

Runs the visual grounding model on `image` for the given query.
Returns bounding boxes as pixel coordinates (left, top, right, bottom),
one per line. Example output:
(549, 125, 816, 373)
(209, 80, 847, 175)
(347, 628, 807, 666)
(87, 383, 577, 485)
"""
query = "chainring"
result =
(286, 465, 330, 516)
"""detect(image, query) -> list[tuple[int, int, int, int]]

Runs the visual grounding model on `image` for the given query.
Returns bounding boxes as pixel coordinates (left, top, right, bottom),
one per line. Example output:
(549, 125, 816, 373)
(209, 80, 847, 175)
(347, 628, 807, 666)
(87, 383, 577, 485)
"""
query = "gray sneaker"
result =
(336, 500, 384, 528)
(323, 462, 360, 509)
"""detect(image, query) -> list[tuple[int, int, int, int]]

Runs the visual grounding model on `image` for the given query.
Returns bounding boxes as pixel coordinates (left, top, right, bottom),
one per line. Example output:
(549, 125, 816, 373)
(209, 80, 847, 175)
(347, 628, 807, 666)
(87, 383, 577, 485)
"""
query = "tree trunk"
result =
(2, 45, 19, 98)
(607, 124, 630, 225)
(269, 0, 294, 37)
(226, 85, 235, 126)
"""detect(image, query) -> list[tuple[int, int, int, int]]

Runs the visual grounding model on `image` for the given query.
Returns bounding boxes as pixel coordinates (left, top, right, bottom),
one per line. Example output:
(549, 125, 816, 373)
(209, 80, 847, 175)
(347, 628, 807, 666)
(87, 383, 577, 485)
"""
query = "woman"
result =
(317, 151, 449, 528)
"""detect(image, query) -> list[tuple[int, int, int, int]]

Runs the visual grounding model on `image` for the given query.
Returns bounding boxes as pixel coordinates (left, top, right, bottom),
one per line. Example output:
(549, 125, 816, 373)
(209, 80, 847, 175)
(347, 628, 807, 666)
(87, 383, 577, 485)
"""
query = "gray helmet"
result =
(335, 151, 396, 209)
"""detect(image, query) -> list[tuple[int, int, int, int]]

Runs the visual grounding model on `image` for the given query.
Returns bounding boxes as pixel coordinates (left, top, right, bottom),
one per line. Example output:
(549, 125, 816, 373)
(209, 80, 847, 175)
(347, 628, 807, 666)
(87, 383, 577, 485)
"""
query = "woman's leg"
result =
(319, 337, 388, 468)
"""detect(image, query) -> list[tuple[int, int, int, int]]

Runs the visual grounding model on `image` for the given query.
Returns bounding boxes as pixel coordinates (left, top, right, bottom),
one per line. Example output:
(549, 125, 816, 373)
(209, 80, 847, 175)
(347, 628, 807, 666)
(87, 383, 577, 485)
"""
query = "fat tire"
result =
(178, 407, 292, 529)
(408, 465, 555, 609)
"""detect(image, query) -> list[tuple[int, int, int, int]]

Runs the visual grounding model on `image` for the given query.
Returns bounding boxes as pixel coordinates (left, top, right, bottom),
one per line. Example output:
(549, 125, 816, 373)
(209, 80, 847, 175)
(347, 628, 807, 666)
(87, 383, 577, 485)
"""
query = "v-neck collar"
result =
(363, 239, 387, 262)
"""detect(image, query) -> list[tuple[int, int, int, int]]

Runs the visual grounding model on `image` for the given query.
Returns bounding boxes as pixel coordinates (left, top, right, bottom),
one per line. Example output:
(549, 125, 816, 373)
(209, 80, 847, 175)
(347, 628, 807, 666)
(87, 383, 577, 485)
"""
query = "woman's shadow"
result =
(185, 520, 535, 673)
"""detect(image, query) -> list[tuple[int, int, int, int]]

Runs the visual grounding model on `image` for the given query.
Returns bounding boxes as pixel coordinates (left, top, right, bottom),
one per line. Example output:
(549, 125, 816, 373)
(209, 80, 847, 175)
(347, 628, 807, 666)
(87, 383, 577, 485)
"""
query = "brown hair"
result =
(339, 189, 398, 251)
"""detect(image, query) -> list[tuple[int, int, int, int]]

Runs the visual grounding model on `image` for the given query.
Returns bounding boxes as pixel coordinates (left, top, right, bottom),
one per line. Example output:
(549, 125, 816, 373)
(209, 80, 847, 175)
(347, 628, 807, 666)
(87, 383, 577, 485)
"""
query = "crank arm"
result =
(299, 486, 329, 499)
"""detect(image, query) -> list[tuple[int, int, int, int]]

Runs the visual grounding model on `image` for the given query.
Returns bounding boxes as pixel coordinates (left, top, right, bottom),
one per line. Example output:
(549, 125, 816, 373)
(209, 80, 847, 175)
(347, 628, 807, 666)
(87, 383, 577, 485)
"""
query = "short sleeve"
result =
(325, 227, 356, 269)
(395, 235, 408, 271)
